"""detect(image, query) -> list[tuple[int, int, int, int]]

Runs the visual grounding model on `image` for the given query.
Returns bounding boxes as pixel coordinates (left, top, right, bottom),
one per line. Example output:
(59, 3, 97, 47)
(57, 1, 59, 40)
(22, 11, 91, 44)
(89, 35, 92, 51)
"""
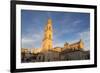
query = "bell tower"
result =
(42, 18, 53, 52)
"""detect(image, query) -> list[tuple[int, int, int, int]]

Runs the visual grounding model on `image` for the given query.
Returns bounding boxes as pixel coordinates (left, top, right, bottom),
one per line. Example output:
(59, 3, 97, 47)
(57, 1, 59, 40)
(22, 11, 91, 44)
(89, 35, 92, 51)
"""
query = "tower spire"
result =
(48, 18, 52, 24)
(42, 18, 53, 52)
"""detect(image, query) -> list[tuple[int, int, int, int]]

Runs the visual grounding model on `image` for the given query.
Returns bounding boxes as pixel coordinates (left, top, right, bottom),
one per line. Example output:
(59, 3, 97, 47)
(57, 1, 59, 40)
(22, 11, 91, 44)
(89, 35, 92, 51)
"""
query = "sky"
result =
(21, 10, 90, 50)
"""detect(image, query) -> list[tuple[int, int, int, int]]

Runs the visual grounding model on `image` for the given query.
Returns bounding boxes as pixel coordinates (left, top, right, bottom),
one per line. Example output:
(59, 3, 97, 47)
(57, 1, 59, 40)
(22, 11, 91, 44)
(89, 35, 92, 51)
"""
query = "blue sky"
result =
(21, 10, 90, 50)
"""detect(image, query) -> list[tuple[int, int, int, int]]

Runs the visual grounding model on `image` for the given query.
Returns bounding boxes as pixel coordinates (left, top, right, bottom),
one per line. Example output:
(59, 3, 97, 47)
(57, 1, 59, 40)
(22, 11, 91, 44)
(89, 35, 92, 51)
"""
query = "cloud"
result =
(53, 19, 83, 38)
(72, 20, 82, 27)
(78, 29, 90, 50)
(73, 20, 82, 24)
(53, 42, 64, 48)
(22, 37, 34, 48)
(22, 31, 43, 48)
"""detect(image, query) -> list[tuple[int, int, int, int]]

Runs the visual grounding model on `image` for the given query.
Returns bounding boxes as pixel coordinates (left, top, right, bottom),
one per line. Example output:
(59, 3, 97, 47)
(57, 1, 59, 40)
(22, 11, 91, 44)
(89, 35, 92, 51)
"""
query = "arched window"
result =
(49, 34, 51, 39)
(48, 26, 51, 30)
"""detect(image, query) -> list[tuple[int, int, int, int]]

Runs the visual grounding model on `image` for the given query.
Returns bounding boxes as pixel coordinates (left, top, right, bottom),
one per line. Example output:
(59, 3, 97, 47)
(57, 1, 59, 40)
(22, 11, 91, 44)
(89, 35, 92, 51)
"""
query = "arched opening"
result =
(49, 34, 51, 39)
(48, 26, 51, 30)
